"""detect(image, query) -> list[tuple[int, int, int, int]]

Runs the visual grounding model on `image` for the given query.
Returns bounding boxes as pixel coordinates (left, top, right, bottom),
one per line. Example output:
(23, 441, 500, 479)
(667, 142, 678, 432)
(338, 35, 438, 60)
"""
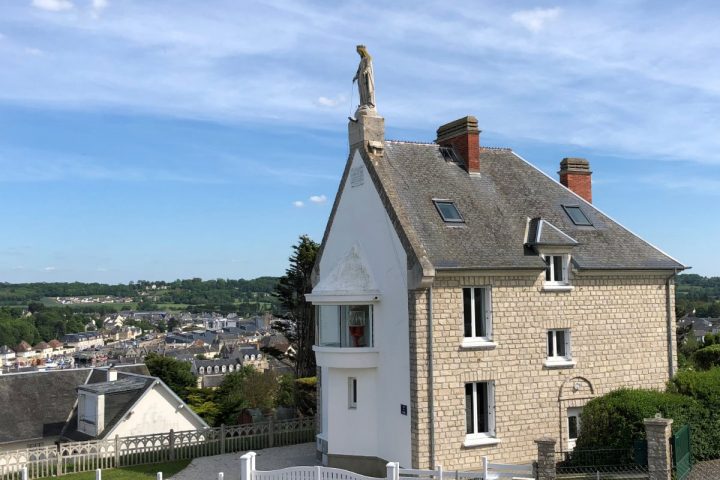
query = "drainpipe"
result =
(427, 287, 436, 469)
(666, 270, 678, 380)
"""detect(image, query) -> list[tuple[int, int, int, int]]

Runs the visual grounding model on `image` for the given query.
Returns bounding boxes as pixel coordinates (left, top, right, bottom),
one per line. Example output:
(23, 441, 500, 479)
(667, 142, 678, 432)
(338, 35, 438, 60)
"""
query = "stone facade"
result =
(409, 270, 676, 469)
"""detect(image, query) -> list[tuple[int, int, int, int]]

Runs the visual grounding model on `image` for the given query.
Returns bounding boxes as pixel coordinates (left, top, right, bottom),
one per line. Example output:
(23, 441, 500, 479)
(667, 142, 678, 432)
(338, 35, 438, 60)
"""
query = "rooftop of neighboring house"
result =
(0, 364, 149, 446)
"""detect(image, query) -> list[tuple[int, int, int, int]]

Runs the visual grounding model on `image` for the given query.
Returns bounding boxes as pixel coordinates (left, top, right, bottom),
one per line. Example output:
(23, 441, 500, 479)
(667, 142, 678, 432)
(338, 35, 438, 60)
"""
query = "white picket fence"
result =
(239, 452, 533, 480)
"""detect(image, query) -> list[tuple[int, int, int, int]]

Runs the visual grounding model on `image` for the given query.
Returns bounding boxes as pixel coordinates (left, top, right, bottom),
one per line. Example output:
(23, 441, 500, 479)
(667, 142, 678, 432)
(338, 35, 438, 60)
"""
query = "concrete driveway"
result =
(169, 442, 319, 480)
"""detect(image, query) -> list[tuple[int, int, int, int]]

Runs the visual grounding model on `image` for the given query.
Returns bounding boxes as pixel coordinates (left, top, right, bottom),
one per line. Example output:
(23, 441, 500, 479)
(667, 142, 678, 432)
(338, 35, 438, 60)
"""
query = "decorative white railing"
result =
(0, 417, 316, 480)
(239, 453, 534, 480)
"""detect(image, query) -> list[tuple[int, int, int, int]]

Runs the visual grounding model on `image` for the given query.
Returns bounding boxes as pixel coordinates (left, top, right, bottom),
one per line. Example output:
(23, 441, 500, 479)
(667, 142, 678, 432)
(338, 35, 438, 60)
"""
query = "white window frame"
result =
(461, 287, 495, 348)
(348, 377, 357, 409)
(545, 329, 576, 368)
(543, 254, 569, 285)
(464, 381, 500, 447)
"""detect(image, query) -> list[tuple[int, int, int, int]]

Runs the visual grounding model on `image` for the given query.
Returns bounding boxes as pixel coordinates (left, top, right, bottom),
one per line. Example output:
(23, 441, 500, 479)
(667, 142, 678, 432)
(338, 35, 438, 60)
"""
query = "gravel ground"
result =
(687, 459, 720, 480)
(169, 443, 318, 480)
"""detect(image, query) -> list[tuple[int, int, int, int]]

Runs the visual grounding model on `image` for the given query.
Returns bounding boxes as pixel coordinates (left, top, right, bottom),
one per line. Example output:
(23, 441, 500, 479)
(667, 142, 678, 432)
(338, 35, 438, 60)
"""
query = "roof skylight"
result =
(439, 146, 461, 163)
(433, 200, 464, 223)
(562, 205, 592, 226)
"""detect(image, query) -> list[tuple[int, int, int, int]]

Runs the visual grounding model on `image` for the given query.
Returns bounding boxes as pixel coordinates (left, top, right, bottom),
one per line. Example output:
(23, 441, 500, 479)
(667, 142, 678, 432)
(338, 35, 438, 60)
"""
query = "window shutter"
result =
(488, 382, 496, 436)
(565, 331, 572, 359)
(562, 255, 569, 283)
(485, 288, 493, 339)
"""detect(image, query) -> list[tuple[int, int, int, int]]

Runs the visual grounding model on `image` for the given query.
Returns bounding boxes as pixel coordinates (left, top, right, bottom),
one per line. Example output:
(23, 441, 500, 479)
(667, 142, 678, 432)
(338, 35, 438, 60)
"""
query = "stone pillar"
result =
(534, 437, 557, 480)
(644, 417, 673, 480)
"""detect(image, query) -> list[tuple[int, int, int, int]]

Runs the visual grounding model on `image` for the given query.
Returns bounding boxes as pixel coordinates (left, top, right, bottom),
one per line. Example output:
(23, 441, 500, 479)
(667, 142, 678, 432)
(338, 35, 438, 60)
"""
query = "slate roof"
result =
(0, 364, 149, 445)
(64, 375, 154, 441)
(374, 142, 684, 271)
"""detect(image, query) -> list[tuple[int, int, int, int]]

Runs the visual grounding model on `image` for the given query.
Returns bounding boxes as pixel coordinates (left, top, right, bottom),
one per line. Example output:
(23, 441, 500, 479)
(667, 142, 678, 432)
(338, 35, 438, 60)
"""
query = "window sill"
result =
(541, 284, 574, 292)
(461, 339, 497, 350)
(463, 435, 501, 448)
(544, 359, 576, 369)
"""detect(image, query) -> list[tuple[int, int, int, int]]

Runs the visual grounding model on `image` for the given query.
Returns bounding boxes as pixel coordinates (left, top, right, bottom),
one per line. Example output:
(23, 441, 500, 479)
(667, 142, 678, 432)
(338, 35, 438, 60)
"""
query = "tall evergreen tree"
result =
(275, 235, 319, 377)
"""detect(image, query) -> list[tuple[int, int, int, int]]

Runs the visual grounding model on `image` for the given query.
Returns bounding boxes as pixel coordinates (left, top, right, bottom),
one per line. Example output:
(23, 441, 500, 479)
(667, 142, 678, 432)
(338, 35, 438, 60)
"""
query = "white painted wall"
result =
(317, 150, 411, 466)
(108, 383, 205, 437)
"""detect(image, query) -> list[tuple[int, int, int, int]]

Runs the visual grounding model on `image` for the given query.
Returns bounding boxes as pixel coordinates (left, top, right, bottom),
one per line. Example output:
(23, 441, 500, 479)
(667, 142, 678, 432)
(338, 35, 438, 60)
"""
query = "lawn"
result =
(60, 460, 191, 480)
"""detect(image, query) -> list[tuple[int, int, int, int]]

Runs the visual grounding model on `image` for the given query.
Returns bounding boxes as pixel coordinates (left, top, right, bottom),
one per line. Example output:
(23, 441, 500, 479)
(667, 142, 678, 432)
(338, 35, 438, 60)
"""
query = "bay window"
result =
(317, 304, 373, 348)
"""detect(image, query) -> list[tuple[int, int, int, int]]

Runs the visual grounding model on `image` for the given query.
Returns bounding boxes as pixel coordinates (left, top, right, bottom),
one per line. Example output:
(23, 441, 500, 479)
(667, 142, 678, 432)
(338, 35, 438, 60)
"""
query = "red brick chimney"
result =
(559, 157, 592, 203)
(436, 116, 481, 174)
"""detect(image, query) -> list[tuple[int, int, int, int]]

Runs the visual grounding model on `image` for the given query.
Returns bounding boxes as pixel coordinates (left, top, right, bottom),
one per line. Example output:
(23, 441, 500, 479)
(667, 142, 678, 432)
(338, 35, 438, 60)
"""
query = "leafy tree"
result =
(693, 345, 720, 370)
(144, 353, 196, 399)
(186, 388, 221, 426)
(167, 317, 179, 332)
(156, 319, 168, 333)
(275, 235, 319, 377)
(216, 366, 280, 424)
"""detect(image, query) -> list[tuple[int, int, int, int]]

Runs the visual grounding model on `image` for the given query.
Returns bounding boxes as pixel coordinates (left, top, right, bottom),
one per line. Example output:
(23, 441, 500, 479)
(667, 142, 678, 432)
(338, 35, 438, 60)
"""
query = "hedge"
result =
(575, 389, 711, 459)
(692, 345, 720, 370)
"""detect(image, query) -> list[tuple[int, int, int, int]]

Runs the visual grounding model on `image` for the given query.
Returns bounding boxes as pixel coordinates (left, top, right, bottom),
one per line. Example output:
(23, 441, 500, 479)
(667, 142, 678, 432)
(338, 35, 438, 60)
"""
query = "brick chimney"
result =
(559, 157, 592, 203)
(436, 116, 481, 174)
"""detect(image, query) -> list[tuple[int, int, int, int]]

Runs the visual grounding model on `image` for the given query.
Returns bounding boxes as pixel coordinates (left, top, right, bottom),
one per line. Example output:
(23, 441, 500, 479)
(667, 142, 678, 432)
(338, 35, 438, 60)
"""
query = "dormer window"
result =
(541, 253, 573, 291)
(433, 200, 464, 223)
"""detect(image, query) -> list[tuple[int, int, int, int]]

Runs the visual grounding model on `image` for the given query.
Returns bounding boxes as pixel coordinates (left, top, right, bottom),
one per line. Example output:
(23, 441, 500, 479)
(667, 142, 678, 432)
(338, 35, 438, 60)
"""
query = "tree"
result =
(216, 366, 280, 424)
(144, 353, 196, 399)
(275, 235, 319, 378)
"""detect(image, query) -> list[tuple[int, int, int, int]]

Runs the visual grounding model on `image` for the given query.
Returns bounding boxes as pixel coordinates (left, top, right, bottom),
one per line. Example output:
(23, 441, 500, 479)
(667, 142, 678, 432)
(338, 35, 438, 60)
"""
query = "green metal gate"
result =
(672, 424, 692, 480)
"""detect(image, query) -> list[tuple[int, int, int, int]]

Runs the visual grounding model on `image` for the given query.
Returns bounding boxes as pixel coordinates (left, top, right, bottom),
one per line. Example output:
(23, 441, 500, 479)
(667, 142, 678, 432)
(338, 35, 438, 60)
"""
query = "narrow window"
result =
(462, 287, 492, 340)
(465, 381, 495, 437)
(547, 329, 572, 361)
(348, 377, 357, 409)
(567, 407, 583, 450)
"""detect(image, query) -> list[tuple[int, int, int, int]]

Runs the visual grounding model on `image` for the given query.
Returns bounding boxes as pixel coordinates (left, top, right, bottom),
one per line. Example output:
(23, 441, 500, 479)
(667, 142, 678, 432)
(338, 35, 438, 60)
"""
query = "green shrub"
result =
(692, 345, 720, 370)
(576, 389, 708, 457)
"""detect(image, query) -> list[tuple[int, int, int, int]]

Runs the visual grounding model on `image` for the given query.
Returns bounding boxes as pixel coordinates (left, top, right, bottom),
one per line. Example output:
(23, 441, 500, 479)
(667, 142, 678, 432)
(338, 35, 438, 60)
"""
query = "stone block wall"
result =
(409, 271, 676, 469)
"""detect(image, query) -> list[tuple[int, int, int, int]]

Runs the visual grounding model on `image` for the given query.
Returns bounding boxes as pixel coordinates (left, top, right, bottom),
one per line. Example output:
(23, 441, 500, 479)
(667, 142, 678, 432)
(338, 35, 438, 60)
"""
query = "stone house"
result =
(307, 97, 684, 473)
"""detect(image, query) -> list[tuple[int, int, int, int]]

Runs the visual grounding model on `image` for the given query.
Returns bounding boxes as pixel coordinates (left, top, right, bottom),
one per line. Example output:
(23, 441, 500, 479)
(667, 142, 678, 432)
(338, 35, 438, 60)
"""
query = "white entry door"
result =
(567, 407, 583, 450)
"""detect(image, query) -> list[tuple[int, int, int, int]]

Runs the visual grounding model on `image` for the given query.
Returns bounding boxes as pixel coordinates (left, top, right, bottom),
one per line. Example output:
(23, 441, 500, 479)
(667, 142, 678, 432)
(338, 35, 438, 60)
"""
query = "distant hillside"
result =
(676, 274, 720, 318)
(0, 277, 281, 314)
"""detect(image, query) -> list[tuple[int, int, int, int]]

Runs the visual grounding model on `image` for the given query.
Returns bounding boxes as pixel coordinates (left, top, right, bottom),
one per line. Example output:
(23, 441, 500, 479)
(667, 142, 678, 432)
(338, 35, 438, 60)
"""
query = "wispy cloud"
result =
(309, 194, 327, 204)
(293, 200, 304, 208)
(316, 95, 347, 108)
(2, 1, 720, 166)
(91, 0, 108, 17)
(511, 7, 561, 33)
(44, 266, 56, 271)
(31, 0, 74, 12)
(640, 174, 720, 196)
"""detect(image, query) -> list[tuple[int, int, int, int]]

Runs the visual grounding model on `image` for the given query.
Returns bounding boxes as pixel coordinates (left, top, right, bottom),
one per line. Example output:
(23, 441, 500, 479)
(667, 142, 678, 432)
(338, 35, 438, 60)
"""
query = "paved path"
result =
(688, 459, 720, 480)
(169, 443, 318, 480)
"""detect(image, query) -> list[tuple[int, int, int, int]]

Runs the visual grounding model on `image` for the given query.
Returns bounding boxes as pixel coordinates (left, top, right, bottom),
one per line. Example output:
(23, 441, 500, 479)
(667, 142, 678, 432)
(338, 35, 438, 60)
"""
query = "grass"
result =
(60, 460, 191, 480)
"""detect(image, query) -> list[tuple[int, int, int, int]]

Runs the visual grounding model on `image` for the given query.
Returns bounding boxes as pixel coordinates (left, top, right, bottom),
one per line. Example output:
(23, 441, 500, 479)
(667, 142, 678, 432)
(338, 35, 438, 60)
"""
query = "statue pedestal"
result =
(349, 110, 384, 151)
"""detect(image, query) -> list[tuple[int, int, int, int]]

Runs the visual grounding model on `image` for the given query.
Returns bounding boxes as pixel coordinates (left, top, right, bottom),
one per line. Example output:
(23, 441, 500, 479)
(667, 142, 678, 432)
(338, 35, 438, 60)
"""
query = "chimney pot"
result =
(436, 116, 481, 174)
(559, 157, 593, 203)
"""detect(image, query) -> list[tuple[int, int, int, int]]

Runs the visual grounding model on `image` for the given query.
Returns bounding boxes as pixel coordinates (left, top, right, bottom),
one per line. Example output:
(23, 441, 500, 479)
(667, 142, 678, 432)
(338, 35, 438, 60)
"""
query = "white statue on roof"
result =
(353, 45, 375, 113)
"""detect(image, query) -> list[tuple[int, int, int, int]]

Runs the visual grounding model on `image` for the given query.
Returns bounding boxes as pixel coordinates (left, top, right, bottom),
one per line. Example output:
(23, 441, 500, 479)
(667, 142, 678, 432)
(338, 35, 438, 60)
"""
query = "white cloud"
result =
(309, 194, 327, 204)
(317, 95, 346, 108)
(31, 0, 74, 12)
(24, 47, 43, 56)
(91, 0, 108, 18)
(293, 200, 305, 208)
(511, 7, 561, 33)
(44, 266, 56, 271)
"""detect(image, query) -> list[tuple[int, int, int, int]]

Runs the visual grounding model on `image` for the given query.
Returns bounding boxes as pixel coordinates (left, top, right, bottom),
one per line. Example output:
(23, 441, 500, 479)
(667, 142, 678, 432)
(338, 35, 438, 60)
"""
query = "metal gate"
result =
(672, 424, 692, 480)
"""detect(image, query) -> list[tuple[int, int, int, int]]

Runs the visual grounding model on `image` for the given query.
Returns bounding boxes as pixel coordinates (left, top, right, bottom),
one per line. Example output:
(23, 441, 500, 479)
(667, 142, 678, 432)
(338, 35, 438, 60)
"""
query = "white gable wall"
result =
(108, 383, 205, 438)
(318, 150, 410, 466)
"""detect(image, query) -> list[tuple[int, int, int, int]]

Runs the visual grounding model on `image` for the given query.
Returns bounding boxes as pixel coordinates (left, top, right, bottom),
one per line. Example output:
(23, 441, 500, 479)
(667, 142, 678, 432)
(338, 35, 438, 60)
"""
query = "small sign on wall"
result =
(401, 404, 407, 416)
(350, 166, 364, 187)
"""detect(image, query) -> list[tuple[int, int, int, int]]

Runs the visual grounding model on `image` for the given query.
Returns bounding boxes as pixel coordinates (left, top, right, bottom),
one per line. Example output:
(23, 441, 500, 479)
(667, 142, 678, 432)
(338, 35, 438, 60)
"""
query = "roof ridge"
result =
(385, 139, 436, 145)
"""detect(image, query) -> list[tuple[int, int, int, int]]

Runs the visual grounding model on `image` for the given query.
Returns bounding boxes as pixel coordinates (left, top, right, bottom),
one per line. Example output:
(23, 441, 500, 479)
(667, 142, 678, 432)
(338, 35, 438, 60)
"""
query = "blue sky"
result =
(1, 0, 719, 283)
